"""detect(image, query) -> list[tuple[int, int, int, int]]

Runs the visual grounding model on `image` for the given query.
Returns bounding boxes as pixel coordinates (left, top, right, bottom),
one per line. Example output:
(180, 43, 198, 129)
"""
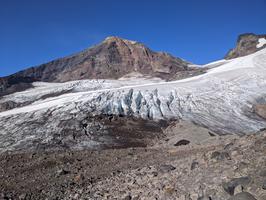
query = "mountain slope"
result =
(0, 36, 202, 97)
(0, 47, 266, 152)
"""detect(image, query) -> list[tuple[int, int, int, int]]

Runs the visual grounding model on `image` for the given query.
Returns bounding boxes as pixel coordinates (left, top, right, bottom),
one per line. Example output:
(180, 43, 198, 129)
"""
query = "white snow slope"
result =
(0, 48, 266, 152)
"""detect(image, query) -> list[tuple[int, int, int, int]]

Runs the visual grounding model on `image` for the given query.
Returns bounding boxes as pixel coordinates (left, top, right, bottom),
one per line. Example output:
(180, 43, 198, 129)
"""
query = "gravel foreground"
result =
(0, 122, 266, 200)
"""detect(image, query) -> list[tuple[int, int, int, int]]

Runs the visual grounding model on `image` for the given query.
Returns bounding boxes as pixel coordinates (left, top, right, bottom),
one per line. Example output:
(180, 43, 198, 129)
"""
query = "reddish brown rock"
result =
(0, 36, 199, 96)
(254, 104, 266, 119)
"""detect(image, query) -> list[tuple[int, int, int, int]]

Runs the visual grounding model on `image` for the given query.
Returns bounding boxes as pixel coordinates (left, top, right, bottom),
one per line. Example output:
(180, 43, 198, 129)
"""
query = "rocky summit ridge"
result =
(0, 36, 201, 97)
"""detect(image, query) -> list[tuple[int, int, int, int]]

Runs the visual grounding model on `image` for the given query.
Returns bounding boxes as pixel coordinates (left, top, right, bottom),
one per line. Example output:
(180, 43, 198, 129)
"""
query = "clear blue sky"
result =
(0, 0, 266, 77)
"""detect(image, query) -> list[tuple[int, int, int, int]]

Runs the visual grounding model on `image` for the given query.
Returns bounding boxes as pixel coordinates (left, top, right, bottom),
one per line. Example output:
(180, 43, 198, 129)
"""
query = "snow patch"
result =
(104, 36, 137, 45)
(256, 38, 266, 48)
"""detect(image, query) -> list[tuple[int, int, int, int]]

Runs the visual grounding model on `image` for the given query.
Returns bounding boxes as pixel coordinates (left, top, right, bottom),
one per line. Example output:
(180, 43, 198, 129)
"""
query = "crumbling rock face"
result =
(225, 33, 266, 59)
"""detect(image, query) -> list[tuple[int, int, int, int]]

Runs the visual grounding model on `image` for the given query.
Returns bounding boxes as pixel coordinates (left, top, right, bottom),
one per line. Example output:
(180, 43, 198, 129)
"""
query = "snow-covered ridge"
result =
(104, 36, 138, 45)
(0, 48, 266, 152)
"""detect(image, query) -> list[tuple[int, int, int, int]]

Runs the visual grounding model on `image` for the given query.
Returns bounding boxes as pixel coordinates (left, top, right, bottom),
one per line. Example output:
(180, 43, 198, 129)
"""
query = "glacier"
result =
(0, 48, 266, 152)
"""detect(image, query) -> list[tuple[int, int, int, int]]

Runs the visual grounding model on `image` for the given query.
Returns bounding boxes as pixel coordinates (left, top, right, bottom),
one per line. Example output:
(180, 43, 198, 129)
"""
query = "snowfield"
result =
(0, 48, 266, 152)
(257, 38, 266, 48)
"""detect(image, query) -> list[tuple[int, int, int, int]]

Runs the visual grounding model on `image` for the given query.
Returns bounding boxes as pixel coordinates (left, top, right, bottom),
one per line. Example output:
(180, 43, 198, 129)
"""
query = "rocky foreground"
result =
(0, 121, 265, 200)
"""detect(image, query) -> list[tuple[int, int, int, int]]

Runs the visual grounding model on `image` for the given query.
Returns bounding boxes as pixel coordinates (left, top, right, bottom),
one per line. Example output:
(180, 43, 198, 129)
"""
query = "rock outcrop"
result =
(225, 33, 266, 59)
(254, 104, 266, 119)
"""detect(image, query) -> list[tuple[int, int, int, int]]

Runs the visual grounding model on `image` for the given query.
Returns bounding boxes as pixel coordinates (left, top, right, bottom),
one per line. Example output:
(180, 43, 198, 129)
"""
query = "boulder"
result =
(228, 192, 256, 200)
